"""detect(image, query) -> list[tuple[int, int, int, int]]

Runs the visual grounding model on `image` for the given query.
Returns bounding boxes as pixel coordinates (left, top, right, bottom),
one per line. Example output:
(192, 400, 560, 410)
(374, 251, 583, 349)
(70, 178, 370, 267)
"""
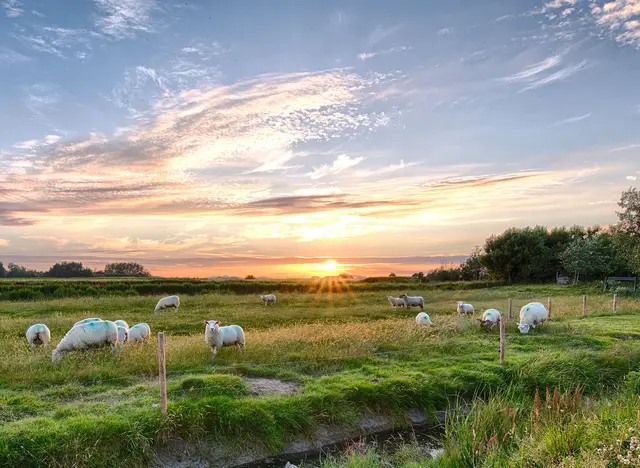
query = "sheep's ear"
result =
(203, 320, 209, 326)
(215, 320, 221, 325)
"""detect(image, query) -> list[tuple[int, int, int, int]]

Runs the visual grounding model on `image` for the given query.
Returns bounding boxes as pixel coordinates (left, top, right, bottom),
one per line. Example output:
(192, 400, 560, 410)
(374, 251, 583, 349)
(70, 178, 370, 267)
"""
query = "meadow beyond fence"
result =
(1, 284, 640, 467)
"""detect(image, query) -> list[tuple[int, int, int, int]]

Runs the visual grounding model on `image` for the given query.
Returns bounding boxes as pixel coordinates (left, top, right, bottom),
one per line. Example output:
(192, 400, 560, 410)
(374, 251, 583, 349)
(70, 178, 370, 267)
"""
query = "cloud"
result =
(553, 112, 592, 125)
(21, 236, 69, 247)
(0, 47, 30, 64)
(0, 239, 9, 247)
(93, 0, 160, 39)
(354, 159, 421, 177)
(13, 139, 40, 149)
(367, 24, 402, 46)
(437, 27, 454, 36)
(627, 175, 638, 181)
(357, 46, 411, 61)
(330, 9, 351, 26)
(501, 55, 562, 83)
(609, 143, 640, 152)
(2, 0, 22, 17)
(358, 52, 378, 61)
(23, 83, 61, 117)
(44, 135, 61, 145)
(501, 49, 587, 91)
(307, 154, 366, 179)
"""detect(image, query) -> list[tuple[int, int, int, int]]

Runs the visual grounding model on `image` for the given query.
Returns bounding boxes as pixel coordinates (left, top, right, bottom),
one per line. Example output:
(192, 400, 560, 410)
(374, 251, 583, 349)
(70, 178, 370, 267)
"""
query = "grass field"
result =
(1, 283, 640, 467)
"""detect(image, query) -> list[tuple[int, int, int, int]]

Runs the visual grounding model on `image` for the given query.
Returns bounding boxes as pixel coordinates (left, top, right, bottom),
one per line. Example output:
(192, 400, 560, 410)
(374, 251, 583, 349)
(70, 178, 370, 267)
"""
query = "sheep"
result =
(518, 302, 549, 334)
(52, 320, 118, 362)
(415, 312, 433, 325)
(116, 326, 129, 344)
(387, 296, 405, 309)
(154, 295, 180, 313)
(128, 323, 151, 343)
(457, 301, 475, 315)
(73, 317, 102, 327)
(26, 324, 51, 348)
(477, 309, 501, 331)
(399, 293, 424, 310)
(203, 320, 245, 358)
(113, 320, 129, 331)
(260, 294, 276, 305)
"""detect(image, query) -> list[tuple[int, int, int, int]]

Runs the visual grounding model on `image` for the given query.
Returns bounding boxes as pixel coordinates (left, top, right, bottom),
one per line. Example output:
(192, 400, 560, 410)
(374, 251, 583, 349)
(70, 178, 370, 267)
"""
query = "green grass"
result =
(0, 286, 639, 466)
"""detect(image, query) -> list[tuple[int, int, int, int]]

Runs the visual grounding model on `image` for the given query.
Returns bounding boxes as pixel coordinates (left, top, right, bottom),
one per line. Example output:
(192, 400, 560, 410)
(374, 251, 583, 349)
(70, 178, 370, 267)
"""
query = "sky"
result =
(1, 0, 639, 278)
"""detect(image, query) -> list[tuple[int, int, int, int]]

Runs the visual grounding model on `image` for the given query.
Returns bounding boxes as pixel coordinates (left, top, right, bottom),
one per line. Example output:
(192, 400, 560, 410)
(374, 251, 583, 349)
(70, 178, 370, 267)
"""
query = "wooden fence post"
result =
(547, 296, 552, 319)
(499, 316, 505, 365)
(582, 295, 587, 318)
(158, 332, 167, 414)
(508, 298, 513, 320)
(613, 294, 617, 314)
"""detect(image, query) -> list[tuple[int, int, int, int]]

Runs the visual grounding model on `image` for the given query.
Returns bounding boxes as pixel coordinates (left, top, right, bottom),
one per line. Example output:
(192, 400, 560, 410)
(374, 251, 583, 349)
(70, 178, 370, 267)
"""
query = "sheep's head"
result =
(204, 320, 221, 331)
(51, 349, 62, 362)
(399, 293, 407, 299)
(517, 323, 531, 334)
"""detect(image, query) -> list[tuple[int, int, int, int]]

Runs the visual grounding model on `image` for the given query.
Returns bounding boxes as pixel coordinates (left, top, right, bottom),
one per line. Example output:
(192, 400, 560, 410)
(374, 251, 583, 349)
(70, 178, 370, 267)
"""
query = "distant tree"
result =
(459, 246, 485, 281)
(389, 273, 396, 277)
(47, 261, 93, 278)
(338, 273, 352, 279)
(104, 262, 150, 277)
(411, 272, 425, 283)
(245, 274, 255, 280)
(6, 262, 41, 278)
(559, 236, 614, 283)
(0, 262, 6, 278)
(612, 187, 640, 274)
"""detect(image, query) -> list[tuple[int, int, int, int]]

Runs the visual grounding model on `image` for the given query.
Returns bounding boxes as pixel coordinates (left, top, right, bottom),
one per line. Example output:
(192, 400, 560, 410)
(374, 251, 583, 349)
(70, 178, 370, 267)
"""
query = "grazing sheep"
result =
(116, 326, 129, 344)
(52, 320, 118, 362)
(73, 317, 102, 327)
(113, 320, 129, 331)
(128, 323, 151, 343)
(399, 293, 424, 310)
(415, 312, 433, 325)
(203, 320, 245, 358)
(457, 301, 475, 315)
(26, 324, 51, 348)
(154, 295, 180, 313)
(387, 296, 405, 309)
(477, 309, 501, 331)
(260, 294, 277, 305)
(518, 302, 549, 334)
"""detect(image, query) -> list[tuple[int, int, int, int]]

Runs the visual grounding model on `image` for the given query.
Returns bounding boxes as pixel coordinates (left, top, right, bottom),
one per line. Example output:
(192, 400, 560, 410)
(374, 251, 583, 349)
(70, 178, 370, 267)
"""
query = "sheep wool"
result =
(73, 317, 102, 328)
(415, 312, 433, 325)
(154, 295, 180, 313)
(26, 324, 51, 348)
(478, 309, 501, 331)
(518, 302, 549, 334)
(457, 301, 475, 315)
(399, 294, 425, 310)
(52, 320, 118, 362)
(260, 294, 276, 305)
(203, 320, 245, 358)
(113, 320, 129, 331)
(387, 296, 405, 308)
(128, 323, 151, 343)
(116, 326, 129, 344)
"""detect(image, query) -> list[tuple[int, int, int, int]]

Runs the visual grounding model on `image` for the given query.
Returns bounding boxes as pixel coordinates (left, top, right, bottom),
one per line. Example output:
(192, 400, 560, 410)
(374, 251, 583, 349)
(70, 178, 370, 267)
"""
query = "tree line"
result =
(0, 261, 151, 278)
(410, 187, 640, 283)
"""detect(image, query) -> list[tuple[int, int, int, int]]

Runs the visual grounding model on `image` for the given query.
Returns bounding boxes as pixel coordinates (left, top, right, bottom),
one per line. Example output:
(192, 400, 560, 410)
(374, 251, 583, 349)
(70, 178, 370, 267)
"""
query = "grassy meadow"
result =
(1, 281, 640, 467)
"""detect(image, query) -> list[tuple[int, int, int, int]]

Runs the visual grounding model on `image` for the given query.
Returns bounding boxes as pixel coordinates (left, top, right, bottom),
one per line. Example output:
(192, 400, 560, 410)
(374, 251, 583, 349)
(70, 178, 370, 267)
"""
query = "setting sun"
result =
(321, 260, 338, 272)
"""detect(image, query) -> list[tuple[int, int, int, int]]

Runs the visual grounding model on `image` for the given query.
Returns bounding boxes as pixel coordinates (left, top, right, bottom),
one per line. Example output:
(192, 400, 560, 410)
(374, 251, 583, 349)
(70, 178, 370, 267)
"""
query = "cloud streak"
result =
(553, 112, 592, 125)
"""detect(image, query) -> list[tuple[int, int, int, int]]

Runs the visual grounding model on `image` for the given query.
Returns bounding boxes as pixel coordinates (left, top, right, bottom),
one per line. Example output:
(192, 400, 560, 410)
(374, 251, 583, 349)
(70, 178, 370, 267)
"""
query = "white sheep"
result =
(518, 302, 549, 334)
(457, 301, 475, 315)
(128, 323, 151, 343)
(73, 317, 102, 327)
(26, 324, 51, 348)
(116, 326, 129, 344)
(114, 320, 129, 331)
(477, 309, 501, 331)
(415, 312, 433, 325)
(387, 296, 405, 309)
(203, 320, 245, 358)
(52, 320, 118, 362)
(154, 295, 180, 313)
(399, 293, 424, 310)
(260, 294, 277, 305)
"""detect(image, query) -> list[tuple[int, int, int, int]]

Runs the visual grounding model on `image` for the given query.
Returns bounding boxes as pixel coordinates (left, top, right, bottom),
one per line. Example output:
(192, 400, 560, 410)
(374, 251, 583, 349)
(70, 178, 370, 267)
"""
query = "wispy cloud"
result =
(609, 143, 640, 152)
(355, 159, 421, 177)
(330, 9, 351, 26)
(2, 0, 22, 17)
(358, 52, 378, 61)
(553, 112, 591, 125)
(501, 51, 587, 91)
(11, 26, 101, 59)
(357, 46, 411, 61)
(13, 139, 39, 149)
(0, 46, 30, 64)
(437, 27, 454, 36)
(367, 24, 402, 46)
(521, 60, 586, 91)
(93, 0, 160, 39)
(501, 55, 562, 83)
(627, 175, 638, 181)
(307, 154, 366, 179)
(23, 83, 61, 117)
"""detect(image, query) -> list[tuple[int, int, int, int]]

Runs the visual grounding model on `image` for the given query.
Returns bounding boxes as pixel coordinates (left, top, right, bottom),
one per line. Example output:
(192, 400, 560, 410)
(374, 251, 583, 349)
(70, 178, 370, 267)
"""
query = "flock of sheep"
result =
(24, 292, 550, 362)
(387, 294, 549, 333)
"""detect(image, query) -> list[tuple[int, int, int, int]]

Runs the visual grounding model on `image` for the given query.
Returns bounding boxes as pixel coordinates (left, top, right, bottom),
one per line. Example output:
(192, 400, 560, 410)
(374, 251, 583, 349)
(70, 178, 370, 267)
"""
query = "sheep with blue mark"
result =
(73, 317, 102, 327)
(52, 320, 118, 362)
(518, 302, 548, 333)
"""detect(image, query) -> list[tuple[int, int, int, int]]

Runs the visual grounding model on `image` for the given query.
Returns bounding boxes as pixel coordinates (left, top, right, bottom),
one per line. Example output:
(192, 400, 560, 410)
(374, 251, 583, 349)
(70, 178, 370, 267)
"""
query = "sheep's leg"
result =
(211, 346, 217, 359)
(236, 343, 244, 353)
(110, 343, 117, 353)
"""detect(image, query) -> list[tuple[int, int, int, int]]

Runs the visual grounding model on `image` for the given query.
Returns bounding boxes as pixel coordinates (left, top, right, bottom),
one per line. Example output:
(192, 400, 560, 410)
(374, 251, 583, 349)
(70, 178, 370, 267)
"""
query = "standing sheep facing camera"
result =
(518, 302, 549, 334)
(203, 320, 245, 358)
(128, 323, 151, 343)
(26, 324, 51, 348)
(260, 294, 276, 305)
(154, 295, 180, 313)
(387, 296, 405, 309)
(399, 293, 424, 310)
(52, 320, 118, 362)
(457, 301, 475, 315)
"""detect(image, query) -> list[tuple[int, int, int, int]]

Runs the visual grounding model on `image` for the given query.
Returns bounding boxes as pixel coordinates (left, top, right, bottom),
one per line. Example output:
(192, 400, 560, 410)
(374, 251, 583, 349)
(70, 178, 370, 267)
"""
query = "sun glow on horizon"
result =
(321, 260, 338, 272)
